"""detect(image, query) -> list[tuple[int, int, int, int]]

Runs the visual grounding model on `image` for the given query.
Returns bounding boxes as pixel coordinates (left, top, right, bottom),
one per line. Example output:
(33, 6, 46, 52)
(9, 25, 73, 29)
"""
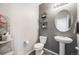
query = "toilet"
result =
(34, 36, 47, 55)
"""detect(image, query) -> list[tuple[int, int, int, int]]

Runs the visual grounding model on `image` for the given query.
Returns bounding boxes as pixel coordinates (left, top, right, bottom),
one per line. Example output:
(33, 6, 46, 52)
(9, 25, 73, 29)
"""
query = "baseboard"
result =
(25, 48, 58, 55)
(43, 48, 58, 55)
(25, 49, 34, 55)
(4, 51, 14, 55)
(4, 48, 58, 55)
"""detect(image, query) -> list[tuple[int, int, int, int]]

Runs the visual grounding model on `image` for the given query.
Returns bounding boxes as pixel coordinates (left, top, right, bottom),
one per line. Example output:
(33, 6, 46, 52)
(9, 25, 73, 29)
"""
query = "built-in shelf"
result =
(0, 39, 12, 44)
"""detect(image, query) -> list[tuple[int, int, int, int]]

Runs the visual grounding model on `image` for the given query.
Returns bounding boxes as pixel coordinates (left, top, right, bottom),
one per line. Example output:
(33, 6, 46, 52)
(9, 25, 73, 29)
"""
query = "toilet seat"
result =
(34, 43, 44, 50)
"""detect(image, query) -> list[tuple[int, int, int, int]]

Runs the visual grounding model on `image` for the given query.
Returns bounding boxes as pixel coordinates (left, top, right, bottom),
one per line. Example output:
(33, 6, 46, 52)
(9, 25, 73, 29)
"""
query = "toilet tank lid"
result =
(40, 36, 47, 39)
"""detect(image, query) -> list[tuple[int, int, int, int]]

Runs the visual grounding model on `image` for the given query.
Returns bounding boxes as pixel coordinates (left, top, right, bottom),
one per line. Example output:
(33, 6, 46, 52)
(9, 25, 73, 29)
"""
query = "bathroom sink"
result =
(54, 36, 73, 43)
(54, 36, 73, 55)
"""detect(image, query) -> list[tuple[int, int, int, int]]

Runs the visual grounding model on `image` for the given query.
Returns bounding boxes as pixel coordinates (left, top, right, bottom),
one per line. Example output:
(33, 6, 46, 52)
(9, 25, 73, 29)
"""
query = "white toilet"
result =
(34, 36, 47, 55)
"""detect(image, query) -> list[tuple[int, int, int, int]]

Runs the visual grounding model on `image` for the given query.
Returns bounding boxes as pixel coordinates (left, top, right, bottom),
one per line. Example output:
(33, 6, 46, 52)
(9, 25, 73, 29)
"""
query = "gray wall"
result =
(39, 3, 77, 55)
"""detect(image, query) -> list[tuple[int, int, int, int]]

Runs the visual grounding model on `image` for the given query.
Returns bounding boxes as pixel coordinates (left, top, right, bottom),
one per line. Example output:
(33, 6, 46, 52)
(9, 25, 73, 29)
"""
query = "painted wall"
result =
(9, 3, 39, 54)
(77, 4, 79, 22)
(77, 3, 79, 48)
(0, 3, 39, 54)
(39, 3, 77, 55)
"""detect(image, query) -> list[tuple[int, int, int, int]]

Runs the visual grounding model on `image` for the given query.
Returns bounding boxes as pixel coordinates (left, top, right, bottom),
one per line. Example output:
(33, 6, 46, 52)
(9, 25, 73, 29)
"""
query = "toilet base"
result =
(35, 50, 44, 55)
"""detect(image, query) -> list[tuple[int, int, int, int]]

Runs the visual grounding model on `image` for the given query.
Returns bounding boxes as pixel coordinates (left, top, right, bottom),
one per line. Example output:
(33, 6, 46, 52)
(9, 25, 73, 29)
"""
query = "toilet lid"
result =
(34, 43, 44, 49)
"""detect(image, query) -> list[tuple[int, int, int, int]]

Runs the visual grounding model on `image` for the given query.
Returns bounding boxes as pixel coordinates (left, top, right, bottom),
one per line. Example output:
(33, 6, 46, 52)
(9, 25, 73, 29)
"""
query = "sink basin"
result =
(54, 36, 73, 55)
(54, 36, 73, 43)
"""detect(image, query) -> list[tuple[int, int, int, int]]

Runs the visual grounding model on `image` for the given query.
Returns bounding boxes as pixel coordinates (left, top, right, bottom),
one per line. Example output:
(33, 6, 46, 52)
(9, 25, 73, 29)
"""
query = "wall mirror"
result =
(55, 10, 73, 32)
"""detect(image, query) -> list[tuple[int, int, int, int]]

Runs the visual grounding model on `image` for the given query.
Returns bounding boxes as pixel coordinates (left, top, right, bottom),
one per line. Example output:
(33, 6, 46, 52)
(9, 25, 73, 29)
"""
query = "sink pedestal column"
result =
(59, 42, 65, 55)
(54, 36, 73, 55)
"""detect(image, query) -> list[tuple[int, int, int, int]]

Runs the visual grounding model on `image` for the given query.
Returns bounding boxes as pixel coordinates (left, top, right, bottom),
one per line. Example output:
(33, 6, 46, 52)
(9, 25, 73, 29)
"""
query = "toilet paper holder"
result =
(24, 40, 29, 46)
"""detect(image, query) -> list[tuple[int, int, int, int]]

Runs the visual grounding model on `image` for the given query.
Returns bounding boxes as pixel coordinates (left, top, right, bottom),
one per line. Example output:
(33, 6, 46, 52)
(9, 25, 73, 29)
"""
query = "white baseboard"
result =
(4, 48, 58, 55)
(25, 49, 34, 55)
(4, 51, 14, 55)
(43, 48, 58, 55)
(25, 48, 58, 55)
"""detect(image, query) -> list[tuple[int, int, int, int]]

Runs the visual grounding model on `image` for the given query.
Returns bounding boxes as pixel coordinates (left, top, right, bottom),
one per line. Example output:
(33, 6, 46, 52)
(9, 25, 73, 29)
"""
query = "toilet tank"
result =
(39, 36, 47, 44)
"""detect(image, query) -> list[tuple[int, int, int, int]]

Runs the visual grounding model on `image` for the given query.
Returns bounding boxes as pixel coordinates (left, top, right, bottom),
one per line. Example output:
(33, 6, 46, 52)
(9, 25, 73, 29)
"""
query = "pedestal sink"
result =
(54, 36, 73, 55)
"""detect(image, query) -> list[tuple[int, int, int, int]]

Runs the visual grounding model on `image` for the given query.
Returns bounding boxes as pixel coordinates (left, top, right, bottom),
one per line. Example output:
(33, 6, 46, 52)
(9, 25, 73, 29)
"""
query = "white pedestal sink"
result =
(54, 36, 73, 55)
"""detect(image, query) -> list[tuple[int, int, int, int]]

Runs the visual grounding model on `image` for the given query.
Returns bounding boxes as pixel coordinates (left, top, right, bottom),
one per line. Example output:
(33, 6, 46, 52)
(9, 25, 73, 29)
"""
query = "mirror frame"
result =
(54, 10, 73, 32)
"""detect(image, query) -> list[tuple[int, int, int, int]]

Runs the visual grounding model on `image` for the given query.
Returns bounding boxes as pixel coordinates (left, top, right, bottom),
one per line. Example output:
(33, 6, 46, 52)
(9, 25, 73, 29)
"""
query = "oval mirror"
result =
(55, 10, 73, 32)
